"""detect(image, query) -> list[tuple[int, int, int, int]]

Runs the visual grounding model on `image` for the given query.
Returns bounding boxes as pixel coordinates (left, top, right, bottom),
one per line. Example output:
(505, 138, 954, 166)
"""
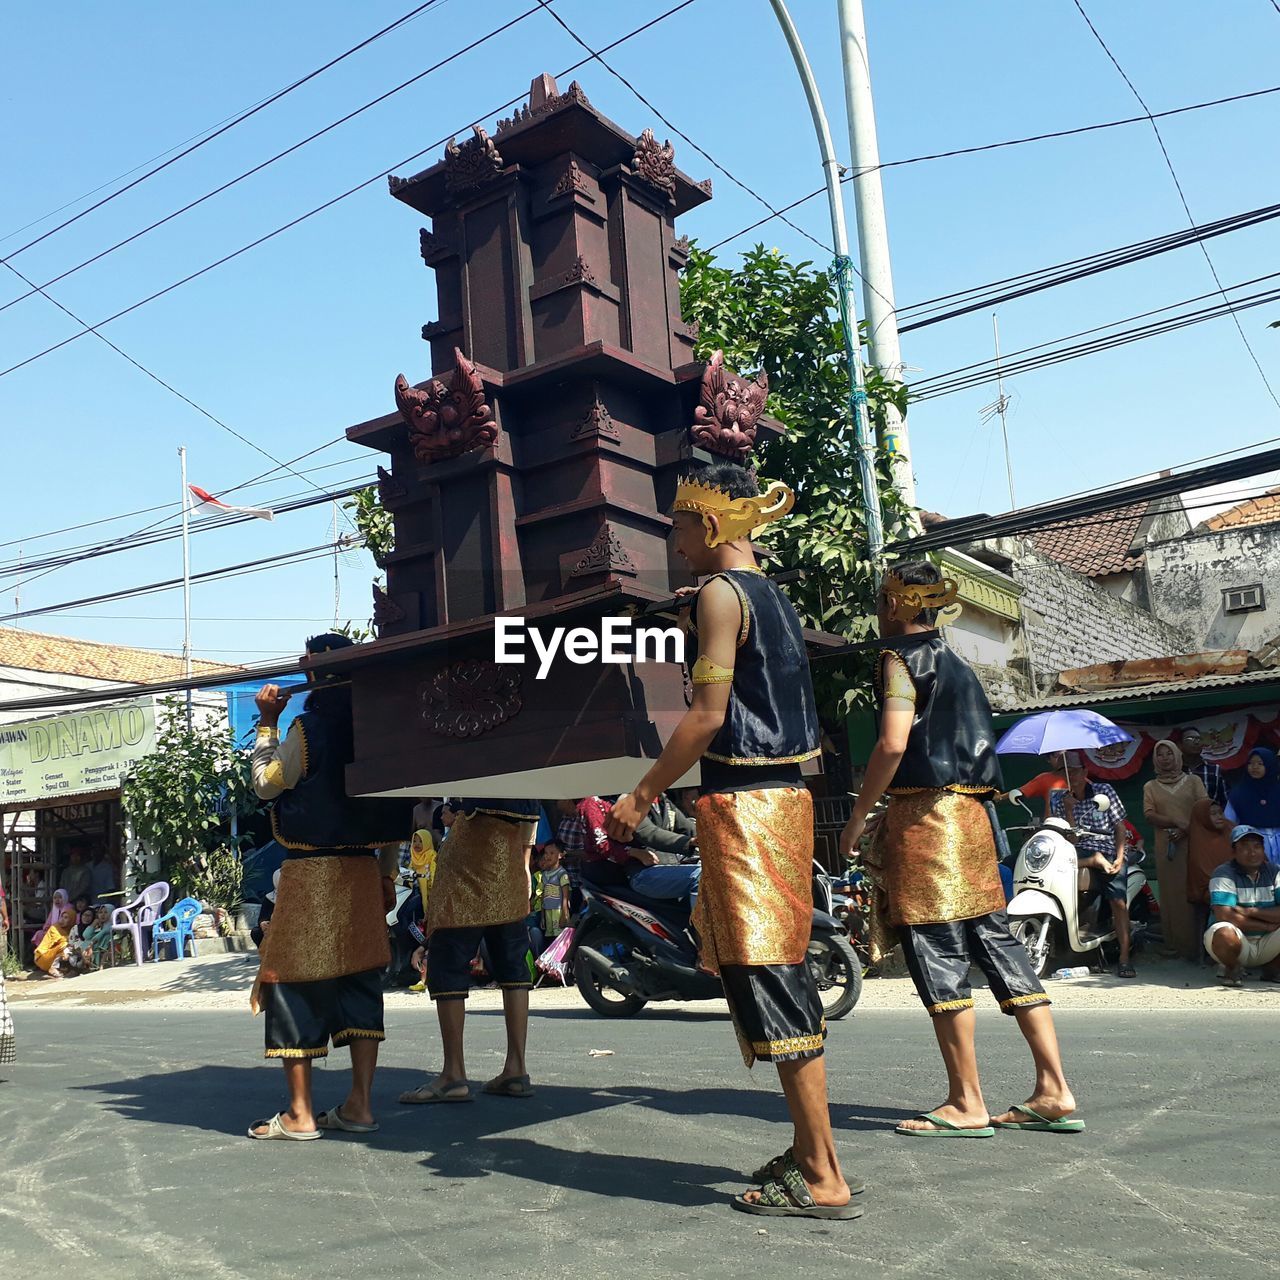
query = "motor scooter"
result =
(570, 860, 862, 1020)
(1005, 791, 1151, 976)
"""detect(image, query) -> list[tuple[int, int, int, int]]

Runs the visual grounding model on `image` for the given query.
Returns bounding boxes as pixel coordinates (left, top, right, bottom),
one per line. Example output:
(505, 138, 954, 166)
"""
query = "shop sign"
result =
(0, 699, 156, 806)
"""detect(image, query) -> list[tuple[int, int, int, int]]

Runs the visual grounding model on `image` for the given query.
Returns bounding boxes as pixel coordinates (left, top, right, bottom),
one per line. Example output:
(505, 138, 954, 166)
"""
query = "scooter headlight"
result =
(1022, 835, 1055, 873)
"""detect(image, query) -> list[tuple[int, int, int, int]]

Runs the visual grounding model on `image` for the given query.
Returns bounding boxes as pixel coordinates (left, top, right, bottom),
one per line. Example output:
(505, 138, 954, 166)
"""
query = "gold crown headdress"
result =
(671, 477, 795, 547)
(882, 569, 961, 624)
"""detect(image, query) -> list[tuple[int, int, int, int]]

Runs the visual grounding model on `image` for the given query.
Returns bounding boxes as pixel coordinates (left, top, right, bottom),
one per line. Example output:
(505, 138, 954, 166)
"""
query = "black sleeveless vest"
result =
(458, 799, 541, 824)
(690, 569, 821, 767)
(271, 711, 413, 853)
(877, 635, 1003, 793)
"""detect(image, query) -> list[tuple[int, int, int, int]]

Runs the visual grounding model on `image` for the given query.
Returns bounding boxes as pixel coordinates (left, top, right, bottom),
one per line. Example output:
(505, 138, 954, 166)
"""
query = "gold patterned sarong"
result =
(692, 787, 813, 974)
(427, 812, 537, 931)
(872, 790, 1005, 927)
(257, 856, 390, 984)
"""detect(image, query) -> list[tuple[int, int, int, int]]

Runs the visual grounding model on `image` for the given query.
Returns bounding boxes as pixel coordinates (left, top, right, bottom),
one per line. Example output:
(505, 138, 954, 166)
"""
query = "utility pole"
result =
(837, 0, 916, 508)
(179, 446, 193, 729)
(769, 0, 885, 562)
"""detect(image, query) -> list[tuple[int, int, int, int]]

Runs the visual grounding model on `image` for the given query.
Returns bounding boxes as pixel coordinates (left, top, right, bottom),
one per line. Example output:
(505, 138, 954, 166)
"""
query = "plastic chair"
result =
(110, 881, 171, 967)
(151, 896, 203, 961)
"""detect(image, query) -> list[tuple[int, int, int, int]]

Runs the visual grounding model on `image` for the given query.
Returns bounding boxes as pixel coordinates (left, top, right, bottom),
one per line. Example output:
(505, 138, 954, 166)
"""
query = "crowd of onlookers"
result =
(1008, 735, 1280, 985)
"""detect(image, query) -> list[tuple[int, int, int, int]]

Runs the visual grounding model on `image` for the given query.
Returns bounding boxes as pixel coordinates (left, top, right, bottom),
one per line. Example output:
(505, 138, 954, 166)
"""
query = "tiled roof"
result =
(1030, 502, 1147, 576)
(1204, 487, 1280, 531)
(0, 627, 240, 685)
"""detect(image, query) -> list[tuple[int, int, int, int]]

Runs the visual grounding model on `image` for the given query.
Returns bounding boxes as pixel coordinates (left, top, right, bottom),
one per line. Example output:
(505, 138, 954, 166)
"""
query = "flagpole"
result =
(179, 445, 193, 729)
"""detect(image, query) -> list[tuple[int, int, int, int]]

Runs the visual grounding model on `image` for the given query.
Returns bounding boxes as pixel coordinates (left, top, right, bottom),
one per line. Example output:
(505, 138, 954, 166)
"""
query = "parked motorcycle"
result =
(1005, 791, 1151, 976)
(570, 860, 862, 1020)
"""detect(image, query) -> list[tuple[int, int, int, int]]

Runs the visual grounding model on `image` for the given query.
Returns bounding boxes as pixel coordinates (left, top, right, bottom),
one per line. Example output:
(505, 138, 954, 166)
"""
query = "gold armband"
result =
(882, 652, 917, 704)
(691, 654, 734, 685)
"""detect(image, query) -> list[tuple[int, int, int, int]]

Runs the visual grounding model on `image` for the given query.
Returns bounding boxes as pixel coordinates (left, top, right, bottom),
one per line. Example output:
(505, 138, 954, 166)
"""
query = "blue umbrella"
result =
(996, 708, 1134, 756)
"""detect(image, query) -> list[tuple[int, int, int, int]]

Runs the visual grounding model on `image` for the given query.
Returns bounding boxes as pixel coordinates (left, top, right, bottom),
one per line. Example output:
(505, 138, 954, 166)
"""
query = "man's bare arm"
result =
(607, 578, 739, 840)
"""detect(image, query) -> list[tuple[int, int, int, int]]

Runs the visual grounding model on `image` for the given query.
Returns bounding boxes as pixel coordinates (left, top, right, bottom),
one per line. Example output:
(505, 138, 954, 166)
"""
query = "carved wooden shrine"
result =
(313, 74, 791, 800)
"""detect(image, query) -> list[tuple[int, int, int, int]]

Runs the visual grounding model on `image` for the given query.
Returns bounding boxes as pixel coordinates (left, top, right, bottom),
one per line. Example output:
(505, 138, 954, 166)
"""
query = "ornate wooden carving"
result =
(570, 397, 620, 444)
(373, 583, 406, 628)
(563, 254, 596, 286)
(551, 159, 591, 200)
(419, 228, 453, 265)
(420, 660, 523, 738)
(376, 464, 407, 506)
(387, 173, 410, 195)
(496, 79, 590, 133)
(444, 126, 504, 195)
(675, 320, 699, 343)
(695, 178, 713, 197)
(569, 524, 636, 579)
(631, 128, 676, 200)
(394, 347, 497, 463)
(421, 318, 454, 341)
(672, 235, 691, 256)
(690, 349, 768, 461)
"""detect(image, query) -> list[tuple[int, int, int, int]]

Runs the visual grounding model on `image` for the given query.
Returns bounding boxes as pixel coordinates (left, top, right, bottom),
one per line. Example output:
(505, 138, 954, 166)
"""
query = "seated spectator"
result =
(1204, 825, 1280, 986)
(54, 908, 98, 977)
(1050, 755, 1134, 977)
(34, 908, 76, 977)
(85, 906, 114, 969)
(59, 845, 92, 903)
(31, 889, 71, 949)
(628, 790, 701, 905)
(1001, 752, 1070, 818)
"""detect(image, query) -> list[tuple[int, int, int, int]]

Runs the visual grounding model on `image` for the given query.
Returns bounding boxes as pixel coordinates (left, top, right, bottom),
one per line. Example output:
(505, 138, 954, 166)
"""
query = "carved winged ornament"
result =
(394, 347, 497, 463)
(690, 350, 769, 460)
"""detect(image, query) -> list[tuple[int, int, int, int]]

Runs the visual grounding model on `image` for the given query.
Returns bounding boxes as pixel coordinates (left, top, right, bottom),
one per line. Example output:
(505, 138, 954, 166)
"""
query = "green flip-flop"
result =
(895, 1111, 995, 1138)
(993, 1103, 1085, 1133)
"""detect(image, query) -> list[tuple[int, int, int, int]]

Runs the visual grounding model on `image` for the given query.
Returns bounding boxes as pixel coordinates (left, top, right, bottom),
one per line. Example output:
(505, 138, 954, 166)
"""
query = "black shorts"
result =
(427, 920, 532, 1001)
(262, 967, 385, 1059)
(899, 911, 1050, 1017)
(719, 962, 826, 1068)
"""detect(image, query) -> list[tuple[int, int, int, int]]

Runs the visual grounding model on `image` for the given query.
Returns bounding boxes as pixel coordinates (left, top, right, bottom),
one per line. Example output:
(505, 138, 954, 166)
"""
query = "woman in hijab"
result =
(31, 888, 71, 949)
(1187, 798, 1233, 960)
(1226, 747, 1280, 863)
(34, 908, 76, 977)
(1143, 739, 1207, 961)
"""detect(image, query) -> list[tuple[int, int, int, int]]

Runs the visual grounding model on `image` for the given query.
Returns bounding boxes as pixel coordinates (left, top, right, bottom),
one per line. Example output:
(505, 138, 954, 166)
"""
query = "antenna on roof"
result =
(980, 313, 1017, 511)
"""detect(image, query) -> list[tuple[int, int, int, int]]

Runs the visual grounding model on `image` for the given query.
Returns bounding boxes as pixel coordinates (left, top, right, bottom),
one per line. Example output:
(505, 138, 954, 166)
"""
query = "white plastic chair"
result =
(110, 881, 171, 967)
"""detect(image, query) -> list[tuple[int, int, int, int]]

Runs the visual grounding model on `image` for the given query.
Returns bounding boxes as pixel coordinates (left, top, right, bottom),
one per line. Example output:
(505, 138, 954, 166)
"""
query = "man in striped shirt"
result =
(1204, 825, 1280, 985)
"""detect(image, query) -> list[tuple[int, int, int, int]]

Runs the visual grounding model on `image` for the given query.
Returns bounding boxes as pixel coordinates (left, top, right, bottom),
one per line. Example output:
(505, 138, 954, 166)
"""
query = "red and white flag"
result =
(187, 485, 274, 522)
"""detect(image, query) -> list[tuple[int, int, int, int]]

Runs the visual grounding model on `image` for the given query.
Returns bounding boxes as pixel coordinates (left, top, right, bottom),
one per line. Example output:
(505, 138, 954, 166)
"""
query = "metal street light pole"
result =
(837, 0, 916, 508)
(768, 0, 884, 562)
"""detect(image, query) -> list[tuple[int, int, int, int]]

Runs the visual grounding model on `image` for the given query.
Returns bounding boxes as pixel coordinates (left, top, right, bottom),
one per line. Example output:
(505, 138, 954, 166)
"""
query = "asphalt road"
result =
(1, 1003, 1274, 1279)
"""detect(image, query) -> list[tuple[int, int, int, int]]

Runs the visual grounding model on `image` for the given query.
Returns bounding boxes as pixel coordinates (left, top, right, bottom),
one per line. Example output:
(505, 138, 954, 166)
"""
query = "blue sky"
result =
(2, 0, 1279, 672)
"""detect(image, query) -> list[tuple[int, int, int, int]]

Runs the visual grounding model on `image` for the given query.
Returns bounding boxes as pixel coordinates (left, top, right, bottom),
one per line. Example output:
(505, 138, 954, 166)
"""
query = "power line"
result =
(0, 541, 346, 625)
(912, 273, 1280, 400)
(898, 200, 1280, 332)
(0, 474, 373, 579)
(704, 81, 1280, 253)
(1072, 0, 1280, 411)
(0, 0, 448, 268)
(0, 2, 542, 317)
(0, 0, 701, 385)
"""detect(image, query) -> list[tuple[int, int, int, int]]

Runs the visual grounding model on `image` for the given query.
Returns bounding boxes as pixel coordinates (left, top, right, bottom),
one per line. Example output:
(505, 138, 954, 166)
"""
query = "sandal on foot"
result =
(398, 1080, 472, 1104)
(993, 1103, 1084, 1133)
(482, 1073, 534, 1098)
(750, 1147, 865, 1195)
(895, 1111, 994, 1138)
(248, 1112, 321, 1141)
(731, 1153, 862, 1221)
(316, 1105, 379, 1133)
(1117, 963, 1137, 978)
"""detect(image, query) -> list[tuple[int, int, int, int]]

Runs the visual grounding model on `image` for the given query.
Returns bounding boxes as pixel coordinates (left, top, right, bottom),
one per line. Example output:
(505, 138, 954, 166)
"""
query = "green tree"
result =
(344, 486, 395, 566)
(121, 699, 263, 912)
(679, 243, 916, 716)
